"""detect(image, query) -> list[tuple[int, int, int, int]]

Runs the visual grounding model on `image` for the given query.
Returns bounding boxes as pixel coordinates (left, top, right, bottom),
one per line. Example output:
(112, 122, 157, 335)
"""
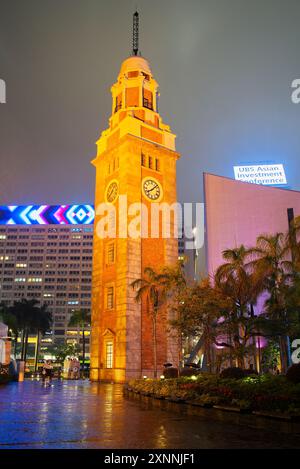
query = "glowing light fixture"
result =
(0, 204, 95, 225)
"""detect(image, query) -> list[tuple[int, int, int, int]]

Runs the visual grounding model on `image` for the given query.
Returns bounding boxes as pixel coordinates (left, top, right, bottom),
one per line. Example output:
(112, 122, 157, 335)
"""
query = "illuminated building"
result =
(90, 14, 180, 382)
(200, 173, 300, 369)
(0, 198, 190, 364)
(0, 205, 94, 356)
(204, 173, 300, 277)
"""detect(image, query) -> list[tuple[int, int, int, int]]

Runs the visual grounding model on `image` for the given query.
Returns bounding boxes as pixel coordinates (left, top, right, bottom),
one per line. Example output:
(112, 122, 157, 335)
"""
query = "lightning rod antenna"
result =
(132, 11, 139, 56)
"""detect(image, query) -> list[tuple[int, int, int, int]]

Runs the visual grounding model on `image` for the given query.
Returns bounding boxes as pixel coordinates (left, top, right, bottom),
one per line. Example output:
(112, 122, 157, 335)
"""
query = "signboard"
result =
(0, 204, 95, 225)
(233, 164, 287, 186)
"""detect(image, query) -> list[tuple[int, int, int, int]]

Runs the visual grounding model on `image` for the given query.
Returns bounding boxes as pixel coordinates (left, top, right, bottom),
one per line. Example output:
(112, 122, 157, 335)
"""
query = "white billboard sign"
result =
(233, 164, 287, 186)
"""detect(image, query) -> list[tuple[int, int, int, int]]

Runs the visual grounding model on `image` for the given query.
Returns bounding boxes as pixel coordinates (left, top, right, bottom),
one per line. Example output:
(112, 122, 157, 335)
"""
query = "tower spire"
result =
(132, 11, 139, 56)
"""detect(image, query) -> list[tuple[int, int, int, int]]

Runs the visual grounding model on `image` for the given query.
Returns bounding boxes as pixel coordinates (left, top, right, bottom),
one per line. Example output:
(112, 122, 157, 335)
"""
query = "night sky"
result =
(0, 0, 299, 205)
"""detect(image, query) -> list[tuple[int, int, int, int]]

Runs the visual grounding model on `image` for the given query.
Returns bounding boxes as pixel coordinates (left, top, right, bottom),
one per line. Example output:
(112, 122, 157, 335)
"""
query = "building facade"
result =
(0, 205, 94, 357)
(204, 173, 300, 278)
(90, 54, 180, 382)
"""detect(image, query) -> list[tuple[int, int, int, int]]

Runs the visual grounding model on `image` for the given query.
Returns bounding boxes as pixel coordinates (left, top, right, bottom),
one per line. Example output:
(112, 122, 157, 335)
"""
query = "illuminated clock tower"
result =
(90, 13, 180, 382)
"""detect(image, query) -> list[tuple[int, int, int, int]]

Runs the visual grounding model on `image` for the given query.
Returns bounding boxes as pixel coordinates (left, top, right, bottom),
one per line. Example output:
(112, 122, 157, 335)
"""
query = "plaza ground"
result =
(0, 380, 299, 449)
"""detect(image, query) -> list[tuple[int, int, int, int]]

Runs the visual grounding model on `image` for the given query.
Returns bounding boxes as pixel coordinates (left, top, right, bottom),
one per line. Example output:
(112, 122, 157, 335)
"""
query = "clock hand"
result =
(107, 188, 114, 199)
(148, 184, 158, 193)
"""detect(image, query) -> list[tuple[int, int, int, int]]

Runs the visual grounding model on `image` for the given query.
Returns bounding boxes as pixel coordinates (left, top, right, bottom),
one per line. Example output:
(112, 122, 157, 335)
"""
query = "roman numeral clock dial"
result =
(142, 177, 163, 201)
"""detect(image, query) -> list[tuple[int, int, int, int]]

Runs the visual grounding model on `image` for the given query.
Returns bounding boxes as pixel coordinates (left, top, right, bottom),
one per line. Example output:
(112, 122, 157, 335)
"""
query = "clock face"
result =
(105, 180, 119, 203)
(142, 178, 162, 201)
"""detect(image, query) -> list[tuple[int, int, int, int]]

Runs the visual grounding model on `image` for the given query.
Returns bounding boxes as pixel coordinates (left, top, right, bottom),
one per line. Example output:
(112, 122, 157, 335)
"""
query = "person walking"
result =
(42, 360, 53, 386)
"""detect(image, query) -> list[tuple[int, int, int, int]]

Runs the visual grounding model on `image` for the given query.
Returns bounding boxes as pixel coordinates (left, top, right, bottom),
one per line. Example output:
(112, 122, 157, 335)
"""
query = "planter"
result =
(213, 405, 250, 414)
(185, 400, 213, 408)
(252, 411, 300, 422)
(165, 397, 186, 403)
(124, 388, 300, 433)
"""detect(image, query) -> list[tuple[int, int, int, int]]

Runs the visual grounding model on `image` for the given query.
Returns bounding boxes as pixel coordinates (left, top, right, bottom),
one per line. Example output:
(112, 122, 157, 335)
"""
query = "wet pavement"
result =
(0, 380, 299, 449)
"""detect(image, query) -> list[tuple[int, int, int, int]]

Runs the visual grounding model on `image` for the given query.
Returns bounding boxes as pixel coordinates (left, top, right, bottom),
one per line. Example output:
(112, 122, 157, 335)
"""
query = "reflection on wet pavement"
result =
(0, 381, 299, 449)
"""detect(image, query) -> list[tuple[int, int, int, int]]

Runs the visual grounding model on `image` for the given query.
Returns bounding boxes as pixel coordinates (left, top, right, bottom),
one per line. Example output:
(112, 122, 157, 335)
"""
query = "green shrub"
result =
(286, 363, 300, 384)
(193, 393, 220, 406)
(243, 369, 258, 377)
(231, 398, 252, 410)
(180, 368, 199, 377)
(126, 373, 300, 414)
(220, 367, 245, 379)
(164, 367, 178, 379)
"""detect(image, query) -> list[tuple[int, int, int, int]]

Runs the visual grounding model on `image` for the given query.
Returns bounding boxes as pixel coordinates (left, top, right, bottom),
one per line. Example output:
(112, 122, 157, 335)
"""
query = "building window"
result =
(107, 242, 115, 265)
(128, 71, 139, 78)
(114, 93, 122, 113)
(106, 286, 114, 309)
(114, 101, 122, 113)
(143, 98, 152, 109)
(149, 156, 153, 169)
(155, 158, 160, 171)
(141, 153, 146, 167)
(106, 341, 113, 369)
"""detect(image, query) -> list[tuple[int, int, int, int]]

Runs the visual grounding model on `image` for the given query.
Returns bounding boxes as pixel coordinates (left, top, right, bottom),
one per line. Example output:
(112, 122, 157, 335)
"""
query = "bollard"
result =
(17, 360, 25, 382)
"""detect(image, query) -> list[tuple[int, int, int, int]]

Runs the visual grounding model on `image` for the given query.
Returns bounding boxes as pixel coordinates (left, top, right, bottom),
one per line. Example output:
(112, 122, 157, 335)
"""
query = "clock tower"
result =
(90, 14, 180, 382)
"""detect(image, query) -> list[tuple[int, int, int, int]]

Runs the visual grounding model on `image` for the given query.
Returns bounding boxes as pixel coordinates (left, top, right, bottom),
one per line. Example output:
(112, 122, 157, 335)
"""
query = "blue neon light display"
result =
(0, 205, 95, 225)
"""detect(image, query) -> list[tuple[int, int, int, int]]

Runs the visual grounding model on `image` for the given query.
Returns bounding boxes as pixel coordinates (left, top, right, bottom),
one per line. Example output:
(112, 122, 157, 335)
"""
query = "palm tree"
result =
(131, 267, 169, 378)
(33, 304, 52, 372)
(8, 299, 38, 360)
(249, 233, 293, 373)
(284, 216, 300, 342)
(7, 299, 52, 363)
(161, 262, 187, 294)
(160, 262, 187, 367)
(215, 245, 264, 369)
(286, 216, 300, 269)
(215, 245, 261, 308)
(68, 309, 91, 375)
(170, 278, 234, 372)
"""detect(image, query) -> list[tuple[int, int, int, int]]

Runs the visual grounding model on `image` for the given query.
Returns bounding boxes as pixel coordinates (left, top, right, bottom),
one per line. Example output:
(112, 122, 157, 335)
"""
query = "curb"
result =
(124, 387, 300, 434)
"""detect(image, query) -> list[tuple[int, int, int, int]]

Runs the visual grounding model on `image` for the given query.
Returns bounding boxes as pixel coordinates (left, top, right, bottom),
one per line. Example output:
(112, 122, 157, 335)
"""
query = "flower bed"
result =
(126, 374, 300, 415)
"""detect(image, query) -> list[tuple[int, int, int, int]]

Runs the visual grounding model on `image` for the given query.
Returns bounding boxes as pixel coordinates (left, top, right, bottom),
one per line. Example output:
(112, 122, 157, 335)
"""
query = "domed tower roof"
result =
(119, 56, 152, 78)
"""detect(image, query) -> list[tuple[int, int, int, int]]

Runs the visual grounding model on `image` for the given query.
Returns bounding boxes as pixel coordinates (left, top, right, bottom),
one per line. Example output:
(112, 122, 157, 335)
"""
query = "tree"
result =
(261, 339, 280, 373)
(68, 309, 91, 374)
(249, 233, 294, 373)
(215, 246, 264, 368)
(131, 266, 170, 378)
(47, 343, 81, 365)
(285, 215, 300, 270)
(284, 216, 300, 337)
(33, 304, 52, 371)
(160, 262, 187, 367)
(160, 261, 187, 295)
(8, 299, 37, 360)
(4, 299, 52, 362)
(170, 278, 234, 371)
(284, 275, 300, 338)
